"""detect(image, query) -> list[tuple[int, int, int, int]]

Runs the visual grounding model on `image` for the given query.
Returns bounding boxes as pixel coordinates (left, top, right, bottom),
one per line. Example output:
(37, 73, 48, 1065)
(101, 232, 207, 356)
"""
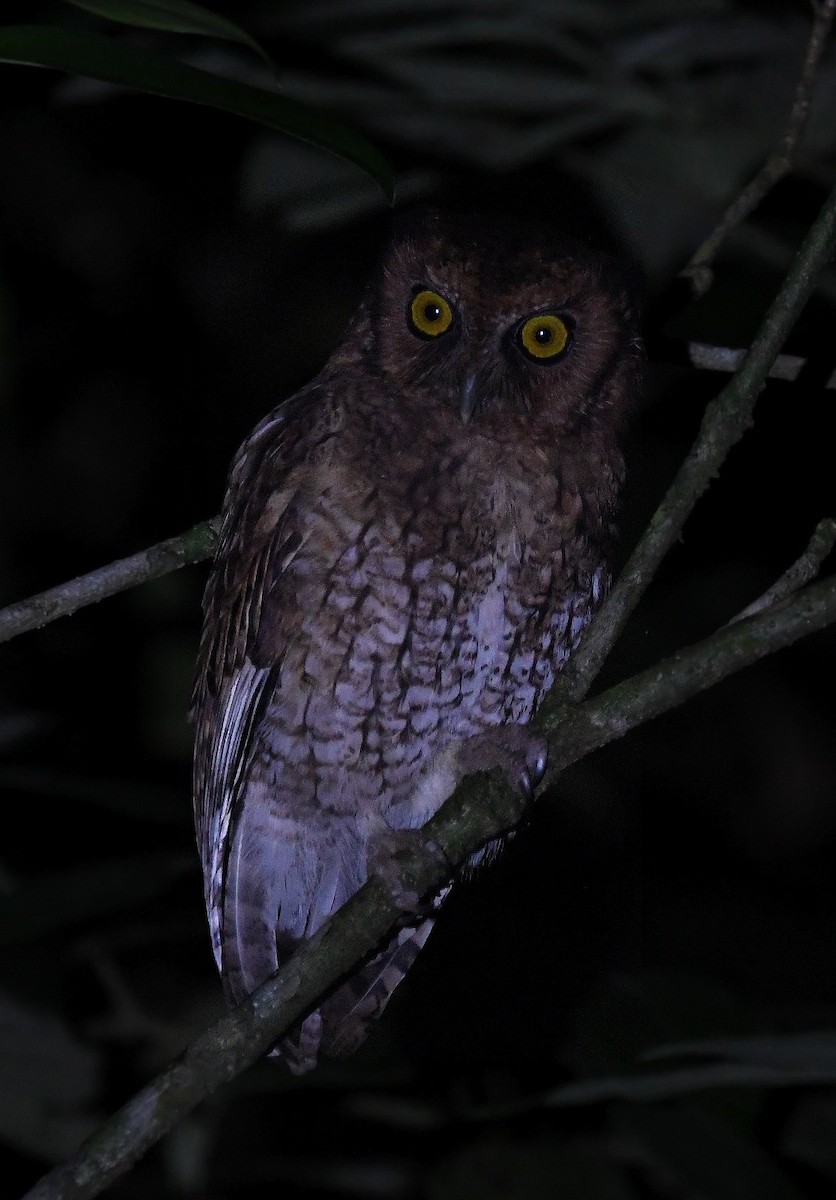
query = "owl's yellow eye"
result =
(409, 289, 454, 338)
(518, 313, 571, 361)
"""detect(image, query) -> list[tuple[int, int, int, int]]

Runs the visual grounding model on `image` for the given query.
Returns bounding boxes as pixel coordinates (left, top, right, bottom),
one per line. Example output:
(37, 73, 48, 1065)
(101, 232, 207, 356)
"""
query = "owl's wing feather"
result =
(198, 659, 276, 971)
(193, 395, 317, 970)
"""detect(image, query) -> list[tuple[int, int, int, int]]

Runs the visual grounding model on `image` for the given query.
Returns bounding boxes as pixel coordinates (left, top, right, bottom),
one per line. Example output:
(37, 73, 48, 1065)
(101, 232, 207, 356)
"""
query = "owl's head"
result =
(367, 207, 642, 442)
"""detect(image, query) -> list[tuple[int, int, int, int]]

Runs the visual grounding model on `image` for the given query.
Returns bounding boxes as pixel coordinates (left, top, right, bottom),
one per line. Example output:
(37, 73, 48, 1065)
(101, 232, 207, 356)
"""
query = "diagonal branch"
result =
(0, 519, 219, 645)
(538, 177, 836, 727)
(727, 516, 836, 624)
(21, 570, 836, 1200)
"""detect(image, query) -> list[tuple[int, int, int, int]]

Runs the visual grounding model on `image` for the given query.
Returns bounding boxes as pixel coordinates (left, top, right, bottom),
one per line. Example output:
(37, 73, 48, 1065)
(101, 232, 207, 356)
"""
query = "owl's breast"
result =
(254, 436, 605, 821)
(358, 471, 590, 692)
(404, 532, 599, 736)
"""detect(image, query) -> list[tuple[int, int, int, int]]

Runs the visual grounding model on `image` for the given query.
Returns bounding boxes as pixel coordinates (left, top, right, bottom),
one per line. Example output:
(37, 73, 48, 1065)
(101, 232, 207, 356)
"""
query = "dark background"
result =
(1, 1, 836, 1196)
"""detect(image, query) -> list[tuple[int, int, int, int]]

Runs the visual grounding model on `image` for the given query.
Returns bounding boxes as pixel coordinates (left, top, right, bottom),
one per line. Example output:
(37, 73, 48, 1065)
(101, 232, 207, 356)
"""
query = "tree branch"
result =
(538, 177, 836, 727)
(0, 519, 219, 645)
(684, 341, 836, 388)
(21, 569, 836, 1200)
(681, 0, 836, 296)
(728, 516, 836, 624)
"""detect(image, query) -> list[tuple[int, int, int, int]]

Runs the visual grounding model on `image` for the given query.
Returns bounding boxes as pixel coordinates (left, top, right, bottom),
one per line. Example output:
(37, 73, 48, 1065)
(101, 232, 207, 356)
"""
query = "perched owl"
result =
(192, 207, 641, 1072)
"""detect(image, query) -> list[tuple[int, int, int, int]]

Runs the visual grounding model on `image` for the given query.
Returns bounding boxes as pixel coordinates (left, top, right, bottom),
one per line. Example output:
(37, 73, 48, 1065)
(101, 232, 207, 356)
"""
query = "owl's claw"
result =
(527, 741, 549, 795)
(456, 726, 549, 803)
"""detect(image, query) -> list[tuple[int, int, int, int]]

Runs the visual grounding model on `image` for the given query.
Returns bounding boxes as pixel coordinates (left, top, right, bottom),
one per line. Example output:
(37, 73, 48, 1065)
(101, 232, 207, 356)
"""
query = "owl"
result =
(192, 207, 641, 1072)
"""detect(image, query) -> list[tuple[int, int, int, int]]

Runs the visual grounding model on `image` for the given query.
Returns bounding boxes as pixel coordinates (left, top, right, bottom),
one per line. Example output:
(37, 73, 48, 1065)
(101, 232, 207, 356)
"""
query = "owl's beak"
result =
(459, 373, 478, 424)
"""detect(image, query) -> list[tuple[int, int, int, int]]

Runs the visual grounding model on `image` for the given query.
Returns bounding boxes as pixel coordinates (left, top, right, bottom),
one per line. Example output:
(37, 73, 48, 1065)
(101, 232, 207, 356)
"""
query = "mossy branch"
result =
(21, 568, 836, 1200)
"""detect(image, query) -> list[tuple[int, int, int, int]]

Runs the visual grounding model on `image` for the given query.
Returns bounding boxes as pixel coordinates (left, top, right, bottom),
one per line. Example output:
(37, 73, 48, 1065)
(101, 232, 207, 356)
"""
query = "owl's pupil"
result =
(534, 326, 552, 344)
(424, 304, 442, 322)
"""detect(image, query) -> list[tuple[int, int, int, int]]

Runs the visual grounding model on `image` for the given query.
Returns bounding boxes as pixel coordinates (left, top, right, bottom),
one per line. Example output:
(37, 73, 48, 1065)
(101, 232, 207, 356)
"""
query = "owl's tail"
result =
(317, 919, 435, 1058)
(277, 916, 438, 1071)
(221, 794, 438, 1071)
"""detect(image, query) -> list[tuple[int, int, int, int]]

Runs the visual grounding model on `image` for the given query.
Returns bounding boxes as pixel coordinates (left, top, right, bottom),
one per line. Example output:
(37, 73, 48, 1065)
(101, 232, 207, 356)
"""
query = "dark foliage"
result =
(1, 1, 835, 1196)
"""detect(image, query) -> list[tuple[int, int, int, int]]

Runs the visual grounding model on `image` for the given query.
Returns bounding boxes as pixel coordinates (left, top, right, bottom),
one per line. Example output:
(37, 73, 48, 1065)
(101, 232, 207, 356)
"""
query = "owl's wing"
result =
(192, 398, 314, 973)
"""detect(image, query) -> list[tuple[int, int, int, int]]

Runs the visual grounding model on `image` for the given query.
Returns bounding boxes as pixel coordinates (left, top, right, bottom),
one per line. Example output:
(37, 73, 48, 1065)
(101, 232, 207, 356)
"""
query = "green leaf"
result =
(61, 0, 275, 74)
(0, 25, 394, 199)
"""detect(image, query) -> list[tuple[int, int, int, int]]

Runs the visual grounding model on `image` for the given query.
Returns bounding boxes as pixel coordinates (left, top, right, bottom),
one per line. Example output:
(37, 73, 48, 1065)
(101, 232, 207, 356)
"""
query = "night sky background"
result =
(1, 1, 836, 1197)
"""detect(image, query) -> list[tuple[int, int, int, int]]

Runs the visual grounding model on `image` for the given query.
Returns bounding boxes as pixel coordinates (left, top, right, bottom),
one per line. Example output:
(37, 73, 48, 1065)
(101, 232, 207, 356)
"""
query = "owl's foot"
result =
(369, 827, 451, 915)
(455, 726, 548, 803)
(277, 1010, 322, 1075)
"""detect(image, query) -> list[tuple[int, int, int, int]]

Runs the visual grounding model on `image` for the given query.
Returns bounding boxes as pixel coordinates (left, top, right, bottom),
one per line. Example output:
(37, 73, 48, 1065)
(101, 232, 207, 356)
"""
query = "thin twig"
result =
(0, 519, 219, 645)
(686, 341, 836, 388)
(537, 178, 836, 726)
(728, 516, 836, 624)
(20, 568, 836, 1200)
(681, 0, 836, 296)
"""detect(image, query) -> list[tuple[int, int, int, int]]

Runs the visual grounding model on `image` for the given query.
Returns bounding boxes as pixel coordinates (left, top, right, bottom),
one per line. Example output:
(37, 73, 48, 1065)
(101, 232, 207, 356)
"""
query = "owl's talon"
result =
(530, 744, 548, 789)
(456, 727, 549, 806)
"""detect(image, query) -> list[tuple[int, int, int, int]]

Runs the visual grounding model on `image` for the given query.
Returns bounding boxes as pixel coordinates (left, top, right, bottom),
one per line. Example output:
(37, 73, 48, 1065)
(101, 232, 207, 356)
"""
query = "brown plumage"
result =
(192, 207, 642, 1071)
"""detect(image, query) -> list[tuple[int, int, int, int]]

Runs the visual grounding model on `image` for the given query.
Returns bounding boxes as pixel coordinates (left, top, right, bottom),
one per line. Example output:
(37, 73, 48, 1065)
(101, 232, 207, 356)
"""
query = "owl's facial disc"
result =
(399, 274, 580, 426)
